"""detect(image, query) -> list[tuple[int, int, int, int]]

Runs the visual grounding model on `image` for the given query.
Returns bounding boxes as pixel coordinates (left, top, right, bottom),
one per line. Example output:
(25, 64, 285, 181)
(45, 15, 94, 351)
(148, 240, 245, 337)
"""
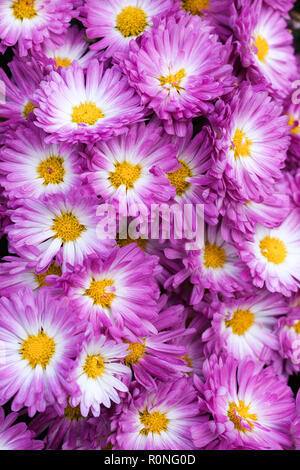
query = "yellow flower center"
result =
(72, 101, 104, 126)
(11, 0, 37, 20)
(159, 69, 186, 93)
(55, 56, 72, 68)
(64, 403, 83, 421)
(288, 114, 300, 135)
(37, 155, 65, 185)
(225, 309, 255, 335)
(23, 101, 36, 120)
(260, 236, 287, 264)
(293, 320, 300, 334)
(167, 160, 193, 196)
(203, 242, 226, 269)
(52, 212, 86, 243)
(252, 34, 269, 62)
(21, 330, 55, 369)
(181, 0, 210, 16)
(231, 129, 252, 159)
(124, 342, 146, 365)
(34, 263, 62, 288)
(85, 279, 115, 308)
(227, 400, 257, 432)
(139, 409, 169, 435)
(83, 354, 105, 379)
(182, 354, 192, 368)
(116, 6, 148, 37)
(116, 235, 147, 251)
(109, 161, 142, 190)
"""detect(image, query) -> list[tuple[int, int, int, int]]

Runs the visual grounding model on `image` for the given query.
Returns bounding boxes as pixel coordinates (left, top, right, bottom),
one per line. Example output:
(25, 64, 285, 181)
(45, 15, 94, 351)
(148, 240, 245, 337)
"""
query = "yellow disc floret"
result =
(288, 115, 300, 136)
(181, 0, 210, 16)
(37, 155, 65, 185)
(203, 242, 226, 269)
(72, 101, 104, 126)
(116, 235, 147, 251)
(21, 330, 55, 369)
(293, 320, 300, 334)
(260, 236, 287, 264)
(11, 0, 37, 20)
(52, 212, 86, 243)
(85, 279, 115, 308)
(23, 101, 36, 120)
(35, 263, 62, 289)
(225, 309, 255, 335)
(109, 161, 142, 190)
(231, 129, 252, 159)
(116, 6, 148, 37)
(167, 160, 192, 196)
(139, 409, 169, 435)
(55, 57, 72, 68)
(64, 403, 83, 421)
(83, 354, 105, 379)
(124, 342, 146, 366)
(252, 34, 269, 62)
(159, 69, 186, 93)
(227, 400, 257, 432)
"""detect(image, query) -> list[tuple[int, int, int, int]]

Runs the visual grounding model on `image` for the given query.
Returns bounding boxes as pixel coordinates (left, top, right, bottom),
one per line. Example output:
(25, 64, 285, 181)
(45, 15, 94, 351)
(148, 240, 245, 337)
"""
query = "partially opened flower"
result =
(112, 377, 203, 450)
(84, 0, 173, 59)
(120, 13, 233, 135)
(0, 288, 83, 416)
(0, 407, 43, 450)
(34, 60, 145, 144)
(275, 307, 300, 374)
(6, 190, 110, 272)
(191, 355, 295, 450)
(0, 124, 82, 200)
(68, 335, 130, 417)
(0, 0, 74, 56)
(239, 209, 300, 296)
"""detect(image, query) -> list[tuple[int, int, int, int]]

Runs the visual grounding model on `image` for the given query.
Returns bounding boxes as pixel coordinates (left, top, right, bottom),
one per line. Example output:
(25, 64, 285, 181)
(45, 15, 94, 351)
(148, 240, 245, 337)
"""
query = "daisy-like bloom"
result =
(0, 288, 83, 416)
(234, 0, 297, 100)
(29, 402, 99, 450)
(6, 190, 111, 273)
(34, 60, 145, 144)
(120, 13, 233, 136)
(61, 245, 159, 335)
(166, 124, 218, 225)
(83, 0, 173, 59)
(0, 124, 82, 200)
(191, 355, 296, 450)
(112, 377, 204, 450)
(286, 99, 300, 164)
(85, 120, 177, 214)
(239, 209, 300, 296)
(0, 0, 74, 56)
(0, 255, 62, 296)
(213, 83, 290, 202)
(68, 335, 130, 417)
(202, 289, 289, 363)
(0, 56, 44, 130)
(0, 407, 43, 450)
(165, 224, 249, 302)
(34, 24, 97, 70)
(275, 307, 300, 375)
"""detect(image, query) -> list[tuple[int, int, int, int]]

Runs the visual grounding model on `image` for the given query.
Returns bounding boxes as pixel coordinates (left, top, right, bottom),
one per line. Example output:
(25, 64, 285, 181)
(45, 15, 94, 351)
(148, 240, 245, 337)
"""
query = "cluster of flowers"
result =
(0, 0, 299, 451)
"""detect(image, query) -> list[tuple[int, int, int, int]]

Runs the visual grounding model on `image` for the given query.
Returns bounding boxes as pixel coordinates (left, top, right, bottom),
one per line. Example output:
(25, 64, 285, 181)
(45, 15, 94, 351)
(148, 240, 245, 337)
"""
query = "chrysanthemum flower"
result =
(239, 209, 300, 296)
(120, 14, 233, 135)
(6, 190, 111, 273)
(60, 245, 159, 335)
(202, 289, 289, 362)
(275, 307, 300, 374)
(85, 120, 177, 214)
(0, 124, 82, 200)
(84, 0, 173, 59)
(29, 402, 99, 450)
(291, 389, 300, 450)
(191, 355, 296, 449)
(0, 407, 43, 450)
(212, 83, 290, 202)
(0, 0, 75, 56)
(112, 377, 203, 450)
(234, 0, 297, 99)
(286, 99, 300, 163)
(34, 60, 145, 144)
(68, 335, 130, 417)
(0, 288, 83, 416)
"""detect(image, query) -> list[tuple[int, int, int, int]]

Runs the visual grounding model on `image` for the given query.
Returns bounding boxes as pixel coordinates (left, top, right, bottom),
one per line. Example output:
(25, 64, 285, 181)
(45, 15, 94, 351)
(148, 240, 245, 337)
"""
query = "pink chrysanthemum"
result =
(0, 407, 43, 450)
(275, 307, 300, 374)
(34, 60, 145, 144)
